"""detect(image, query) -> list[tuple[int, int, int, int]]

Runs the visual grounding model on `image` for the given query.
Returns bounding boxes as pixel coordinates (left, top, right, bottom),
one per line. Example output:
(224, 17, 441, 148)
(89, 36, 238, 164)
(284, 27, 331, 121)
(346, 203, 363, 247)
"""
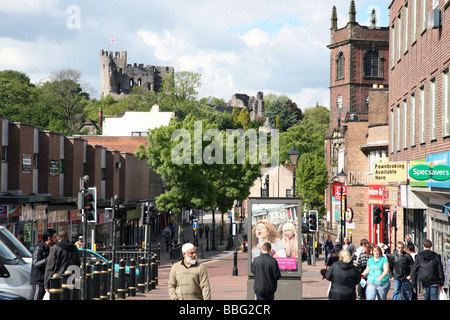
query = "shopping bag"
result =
(439, 288, 448, 300)
(43, 291, 50, 300)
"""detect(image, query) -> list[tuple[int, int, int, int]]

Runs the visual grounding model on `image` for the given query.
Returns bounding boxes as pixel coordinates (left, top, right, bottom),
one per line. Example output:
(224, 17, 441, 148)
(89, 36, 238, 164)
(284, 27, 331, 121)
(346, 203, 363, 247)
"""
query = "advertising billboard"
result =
(247, 197, 302, 278)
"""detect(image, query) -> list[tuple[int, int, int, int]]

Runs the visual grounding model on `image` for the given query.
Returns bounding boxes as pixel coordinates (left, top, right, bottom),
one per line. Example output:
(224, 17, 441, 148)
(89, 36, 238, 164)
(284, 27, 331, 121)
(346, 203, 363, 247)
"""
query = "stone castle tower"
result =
(100, 50, 174, 97)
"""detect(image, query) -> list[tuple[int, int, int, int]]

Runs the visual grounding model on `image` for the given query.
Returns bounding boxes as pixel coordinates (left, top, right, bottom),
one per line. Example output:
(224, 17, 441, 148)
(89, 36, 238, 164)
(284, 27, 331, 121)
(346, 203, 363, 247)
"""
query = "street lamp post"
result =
(336, 169, 347, 243)
(288, 144, 299, 197)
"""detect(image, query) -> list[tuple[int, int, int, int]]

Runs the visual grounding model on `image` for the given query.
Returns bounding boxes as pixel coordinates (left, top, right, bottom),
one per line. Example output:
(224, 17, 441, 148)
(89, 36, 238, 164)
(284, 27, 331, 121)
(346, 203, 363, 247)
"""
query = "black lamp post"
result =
(336, 169, 347, 243)
(288, 144, 299, 197)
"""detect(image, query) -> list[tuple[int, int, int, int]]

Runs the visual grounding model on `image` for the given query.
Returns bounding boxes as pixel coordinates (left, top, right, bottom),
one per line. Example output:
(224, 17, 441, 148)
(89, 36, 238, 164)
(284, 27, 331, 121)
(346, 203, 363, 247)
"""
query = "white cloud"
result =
(239, 29, 269, 47)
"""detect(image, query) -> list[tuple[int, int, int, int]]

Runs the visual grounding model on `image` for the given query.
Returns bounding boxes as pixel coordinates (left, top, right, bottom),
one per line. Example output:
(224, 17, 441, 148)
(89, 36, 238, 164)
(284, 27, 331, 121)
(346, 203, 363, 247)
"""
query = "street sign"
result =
(193, 219, 198, 230)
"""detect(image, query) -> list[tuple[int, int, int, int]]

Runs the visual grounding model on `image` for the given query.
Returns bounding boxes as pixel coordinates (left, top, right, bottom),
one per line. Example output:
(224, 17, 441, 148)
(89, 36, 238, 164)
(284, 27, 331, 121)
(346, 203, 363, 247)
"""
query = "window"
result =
(443, 69, 450, 137)
(403, 99, 408, 149)
(390, 109, 395, 153)
(411, 92, 416, 146)
(364, 50, 380, 77)
(391, 21, 396, 68)
(430, 77, 437, 140)
(397, 13, 402, 61)
(1, 146, 7, 162)
(421, 0, 427, 32)
(336, 52, 345, 79)
(419, 85, 425, 143)
(369, 150, 388, 174)
(411, 0, 417, 44)
(404, 2, 409, 53)
(397, 104, 401, 151)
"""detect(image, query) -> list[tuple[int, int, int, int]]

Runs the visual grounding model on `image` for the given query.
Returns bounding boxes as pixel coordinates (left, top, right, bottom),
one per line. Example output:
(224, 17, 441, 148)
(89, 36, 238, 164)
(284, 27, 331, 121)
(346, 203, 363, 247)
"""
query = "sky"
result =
(0, 0, 391, 110)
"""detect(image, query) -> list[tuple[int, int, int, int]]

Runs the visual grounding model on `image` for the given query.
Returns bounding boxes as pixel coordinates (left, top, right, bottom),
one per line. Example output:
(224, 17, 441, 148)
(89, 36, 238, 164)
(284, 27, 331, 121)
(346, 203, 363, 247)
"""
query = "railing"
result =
(346, 171, 369, 185)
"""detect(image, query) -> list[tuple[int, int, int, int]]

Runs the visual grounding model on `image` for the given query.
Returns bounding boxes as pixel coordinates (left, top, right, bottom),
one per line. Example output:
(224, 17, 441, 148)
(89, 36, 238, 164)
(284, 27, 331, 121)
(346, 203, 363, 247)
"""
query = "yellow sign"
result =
(373, 162, 407, 182)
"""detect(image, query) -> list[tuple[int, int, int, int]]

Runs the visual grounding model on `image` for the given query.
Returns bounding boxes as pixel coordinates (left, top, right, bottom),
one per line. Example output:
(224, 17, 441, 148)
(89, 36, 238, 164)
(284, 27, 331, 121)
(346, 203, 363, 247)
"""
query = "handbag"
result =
(320, 267, 328, 279)
(439, 288, 448, 300)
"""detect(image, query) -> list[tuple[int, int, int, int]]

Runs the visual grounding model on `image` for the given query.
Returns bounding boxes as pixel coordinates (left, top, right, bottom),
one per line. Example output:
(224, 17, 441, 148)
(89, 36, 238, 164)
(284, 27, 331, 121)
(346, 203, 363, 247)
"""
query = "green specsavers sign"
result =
(409, 164, 450, 181)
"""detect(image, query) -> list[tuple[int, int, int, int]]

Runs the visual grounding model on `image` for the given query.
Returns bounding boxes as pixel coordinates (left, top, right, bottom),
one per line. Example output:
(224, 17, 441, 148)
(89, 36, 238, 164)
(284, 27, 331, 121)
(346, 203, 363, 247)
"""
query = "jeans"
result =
(366, 281, 390, 300)
(392, 278, 410, 300)
(256, 293, 274, 300)
(423, 285, 439, 300)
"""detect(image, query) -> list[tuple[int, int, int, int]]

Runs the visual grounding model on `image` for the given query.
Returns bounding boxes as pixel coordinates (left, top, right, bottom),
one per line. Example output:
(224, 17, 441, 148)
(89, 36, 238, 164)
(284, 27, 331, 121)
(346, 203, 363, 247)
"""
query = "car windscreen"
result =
(0, 241, 20, 265)
(0, 228, 32, 259)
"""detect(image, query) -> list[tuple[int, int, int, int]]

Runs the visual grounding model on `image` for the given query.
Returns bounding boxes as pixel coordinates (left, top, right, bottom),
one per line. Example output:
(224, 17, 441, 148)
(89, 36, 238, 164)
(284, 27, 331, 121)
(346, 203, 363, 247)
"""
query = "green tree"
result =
(296, 153, 328, 210)
(238, 108, 250, 131)
(263, 97, 299, 132)
(161, 70, 202, 103)
(0, 70, 37, 123)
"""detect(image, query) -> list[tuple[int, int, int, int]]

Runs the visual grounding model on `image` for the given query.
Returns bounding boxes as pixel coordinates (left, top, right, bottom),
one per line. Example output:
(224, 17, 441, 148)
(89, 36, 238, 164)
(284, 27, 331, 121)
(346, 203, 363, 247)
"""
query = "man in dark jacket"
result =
(411, 239, 445, 300)
(44, 230, 81, 291)
(251, 242, 281, 300)
(389, 241, 414, 300)
(30, 229, 56, 300)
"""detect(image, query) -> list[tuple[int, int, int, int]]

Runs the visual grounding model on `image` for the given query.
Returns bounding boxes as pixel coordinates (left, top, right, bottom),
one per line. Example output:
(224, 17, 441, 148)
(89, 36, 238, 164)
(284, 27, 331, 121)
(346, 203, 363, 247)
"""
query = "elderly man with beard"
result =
(168, 243, 211, 300)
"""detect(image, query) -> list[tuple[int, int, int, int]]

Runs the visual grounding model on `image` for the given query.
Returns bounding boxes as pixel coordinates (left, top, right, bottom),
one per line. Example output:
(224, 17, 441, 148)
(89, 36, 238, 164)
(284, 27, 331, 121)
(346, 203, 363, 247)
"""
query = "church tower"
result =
(325, 1, 390, 245)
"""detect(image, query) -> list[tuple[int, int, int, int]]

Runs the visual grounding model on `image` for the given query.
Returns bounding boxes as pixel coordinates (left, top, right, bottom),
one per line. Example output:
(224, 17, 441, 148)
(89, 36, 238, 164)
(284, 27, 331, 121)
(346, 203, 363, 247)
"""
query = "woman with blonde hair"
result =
(251, 220, 286, 259)
(281, 222, 298, 258)
(325, 249, 361, 300)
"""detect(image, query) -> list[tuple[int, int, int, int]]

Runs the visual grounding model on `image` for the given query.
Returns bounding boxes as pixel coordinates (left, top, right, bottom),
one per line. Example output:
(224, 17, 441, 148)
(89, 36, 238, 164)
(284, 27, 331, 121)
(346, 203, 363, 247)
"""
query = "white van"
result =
(0, 240, 32, 300)
(0, 226, 32, 264)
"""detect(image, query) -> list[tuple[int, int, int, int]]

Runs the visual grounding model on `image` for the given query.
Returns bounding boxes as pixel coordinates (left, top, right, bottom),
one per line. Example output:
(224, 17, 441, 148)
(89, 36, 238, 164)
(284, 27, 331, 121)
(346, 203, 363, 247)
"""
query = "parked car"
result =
(0, 226, 32, 264)
(0, 240, 32, 300)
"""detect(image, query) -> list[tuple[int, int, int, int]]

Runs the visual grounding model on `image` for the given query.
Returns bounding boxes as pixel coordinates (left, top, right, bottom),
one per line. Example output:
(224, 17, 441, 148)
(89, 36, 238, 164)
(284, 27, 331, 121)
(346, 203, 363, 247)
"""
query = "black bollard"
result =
(62, 270, 72, 300)
(117, 259, 126, 299)
(49, 273, 63, 300)
(92, 261, 101, 300)
(107, 261, 114, 300)
(155, 253, 159, 286)
(151, 254, 156, 289)
(100, 262, 108, 300)
(86, 263, 92, 300)
(137, 257, 146, 294)
(232, 250, 238, 276)
(128, 259, 136, 297)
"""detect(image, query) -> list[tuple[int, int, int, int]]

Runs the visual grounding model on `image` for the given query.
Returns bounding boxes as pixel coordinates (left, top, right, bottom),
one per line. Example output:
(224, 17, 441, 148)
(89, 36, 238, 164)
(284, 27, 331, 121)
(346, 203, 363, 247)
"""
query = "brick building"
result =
(325, 1, 393, 247)
(388, 0, 450, 259)
(0, 115, 162, 249)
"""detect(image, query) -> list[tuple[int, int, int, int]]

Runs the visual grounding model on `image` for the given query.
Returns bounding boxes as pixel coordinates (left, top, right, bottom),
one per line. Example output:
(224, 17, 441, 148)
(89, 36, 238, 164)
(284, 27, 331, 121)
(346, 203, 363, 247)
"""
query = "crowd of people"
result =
(321, 235, 448, 300)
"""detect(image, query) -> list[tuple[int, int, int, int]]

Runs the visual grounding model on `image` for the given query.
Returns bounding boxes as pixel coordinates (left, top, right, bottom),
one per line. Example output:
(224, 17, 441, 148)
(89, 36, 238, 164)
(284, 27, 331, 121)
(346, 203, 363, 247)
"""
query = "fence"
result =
(47, 248, 160, 300)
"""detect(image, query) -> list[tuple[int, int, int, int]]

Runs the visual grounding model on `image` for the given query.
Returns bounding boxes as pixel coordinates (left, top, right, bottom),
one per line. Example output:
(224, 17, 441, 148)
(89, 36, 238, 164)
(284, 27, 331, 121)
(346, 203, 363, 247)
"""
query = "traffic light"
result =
(84, 187, 97, 223)
(373, 206, 382, 224)
(141, 202, 149, 225)
(308, 210, 318, 232)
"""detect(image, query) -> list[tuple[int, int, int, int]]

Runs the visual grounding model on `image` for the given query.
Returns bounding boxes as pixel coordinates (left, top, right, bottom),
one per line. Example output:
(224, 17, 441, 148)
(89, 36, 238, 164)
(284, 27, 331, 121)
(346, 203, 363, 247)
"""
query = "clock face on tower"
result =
(337, 94, 343, 109)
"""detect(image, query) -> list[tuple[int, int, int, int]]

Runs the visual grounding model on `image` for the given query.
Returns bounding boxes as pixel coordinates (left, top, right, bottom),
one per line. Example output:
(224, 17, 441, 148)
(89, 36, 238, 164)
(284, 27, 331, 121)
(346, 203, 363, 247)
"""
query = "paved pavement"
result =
(124, 220, 409, 301)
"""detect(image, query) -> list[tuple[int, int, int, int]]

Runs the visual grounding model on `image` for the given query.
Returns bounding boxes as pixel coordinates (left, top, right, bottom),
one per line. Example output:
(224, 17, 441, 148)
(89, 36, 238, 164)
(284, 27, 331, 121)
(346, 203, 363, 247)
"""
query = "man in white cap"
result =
(168, 242, 211, 300)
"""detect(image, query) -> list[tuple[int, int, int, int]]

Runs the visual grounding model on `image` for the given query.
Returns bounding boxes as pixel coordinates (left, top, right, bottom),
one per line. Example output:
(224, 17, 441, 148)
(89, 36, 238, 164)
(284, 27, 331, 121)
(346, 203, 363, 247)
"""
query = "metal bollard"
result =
(73, 276, 80, 300)
(100, 262, 109, 300)
(137, 257, 146, 294)
(92, 261, 101, 300)
(155, 253, 159, 286)
(146, 255, 152, 292)
(128, 259, 136, 297)
(117, 259, 126, 299)
(62, 270, 72, 300)
(232, 250, 238, 276)
(49, 273, 63, 300)
(151, 254, 156, 289)
(107, 261, 114, 300)
(86, 263, 92, 300)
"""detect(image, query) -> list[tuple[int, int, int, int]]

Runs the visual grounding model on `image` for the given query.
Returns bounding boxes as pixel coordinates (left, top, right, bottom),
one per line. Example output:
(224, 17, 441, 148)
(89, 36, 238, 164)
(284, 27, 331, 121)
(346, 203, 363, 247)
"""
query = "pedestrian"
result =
(410, 239, 445, 300)
(326, 243, 343, 267)
(362, 245, 390, 300)
(251, 241, 281, 300)
(405, 242, 417, 300)
(322, 235, 334, 265)
(165, 232, 171, 252)
(30, 229, 57, 300)
(356, 241, 372, 300)
(404, 234, 412, 246)
(74, 235, 83, 249)
(389, 241, 414, 300)
(352, 238, 368, 263)
(44, 230, 81, 291)
(325, 249, 361, 300)
(342, 236, 355, 257)
(168, 243, 211, 300)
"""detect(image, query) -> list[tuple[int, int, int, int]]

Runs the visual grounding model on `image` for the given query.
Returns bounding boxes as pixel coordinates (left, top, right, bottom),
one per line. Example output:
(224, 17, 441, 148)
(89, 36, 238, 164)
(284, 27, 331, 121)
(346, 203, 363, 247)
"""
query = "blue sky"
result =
(0, 0, 390, 110)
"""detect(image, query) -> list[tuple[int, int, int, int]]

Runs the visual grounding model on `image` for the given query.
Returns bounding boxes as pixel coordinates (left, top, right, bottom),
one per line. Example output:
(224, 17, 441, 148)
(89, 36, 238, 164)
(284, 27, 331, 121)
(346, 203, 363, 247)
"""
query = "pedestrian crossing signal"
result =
(308, 210, 318, 232)
(373, 207, 382, 224)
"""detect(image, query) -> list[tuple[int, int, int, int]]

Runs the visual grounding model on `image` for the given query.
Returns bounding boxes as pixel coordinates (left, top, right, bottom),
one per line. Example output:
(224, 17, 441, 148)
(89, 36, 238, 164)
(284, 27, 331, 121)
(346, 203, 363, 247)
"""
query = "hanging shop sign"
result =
(409, 151, 450, 188)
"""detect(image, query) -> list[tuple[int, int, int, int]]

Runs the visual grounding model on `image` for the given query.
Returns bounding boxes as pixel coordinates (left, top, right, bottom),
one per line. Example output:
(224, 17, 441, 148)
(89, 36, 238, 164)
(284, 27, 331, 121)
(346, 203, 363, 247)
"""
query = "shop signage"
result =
(373, 162, 407, 182)
(368, 185, 384, 199)
(409, 164, 450, 181)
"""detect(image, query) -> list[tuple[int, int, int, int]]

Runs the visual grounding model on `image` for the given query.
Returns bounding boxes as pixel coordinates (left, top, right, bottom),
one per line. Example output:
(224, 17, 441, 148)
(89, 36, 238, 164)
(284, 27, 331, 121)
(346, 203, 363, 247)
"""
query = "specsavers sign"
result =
(373, 162, 407, 182)
(409, 151, 450, 188)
